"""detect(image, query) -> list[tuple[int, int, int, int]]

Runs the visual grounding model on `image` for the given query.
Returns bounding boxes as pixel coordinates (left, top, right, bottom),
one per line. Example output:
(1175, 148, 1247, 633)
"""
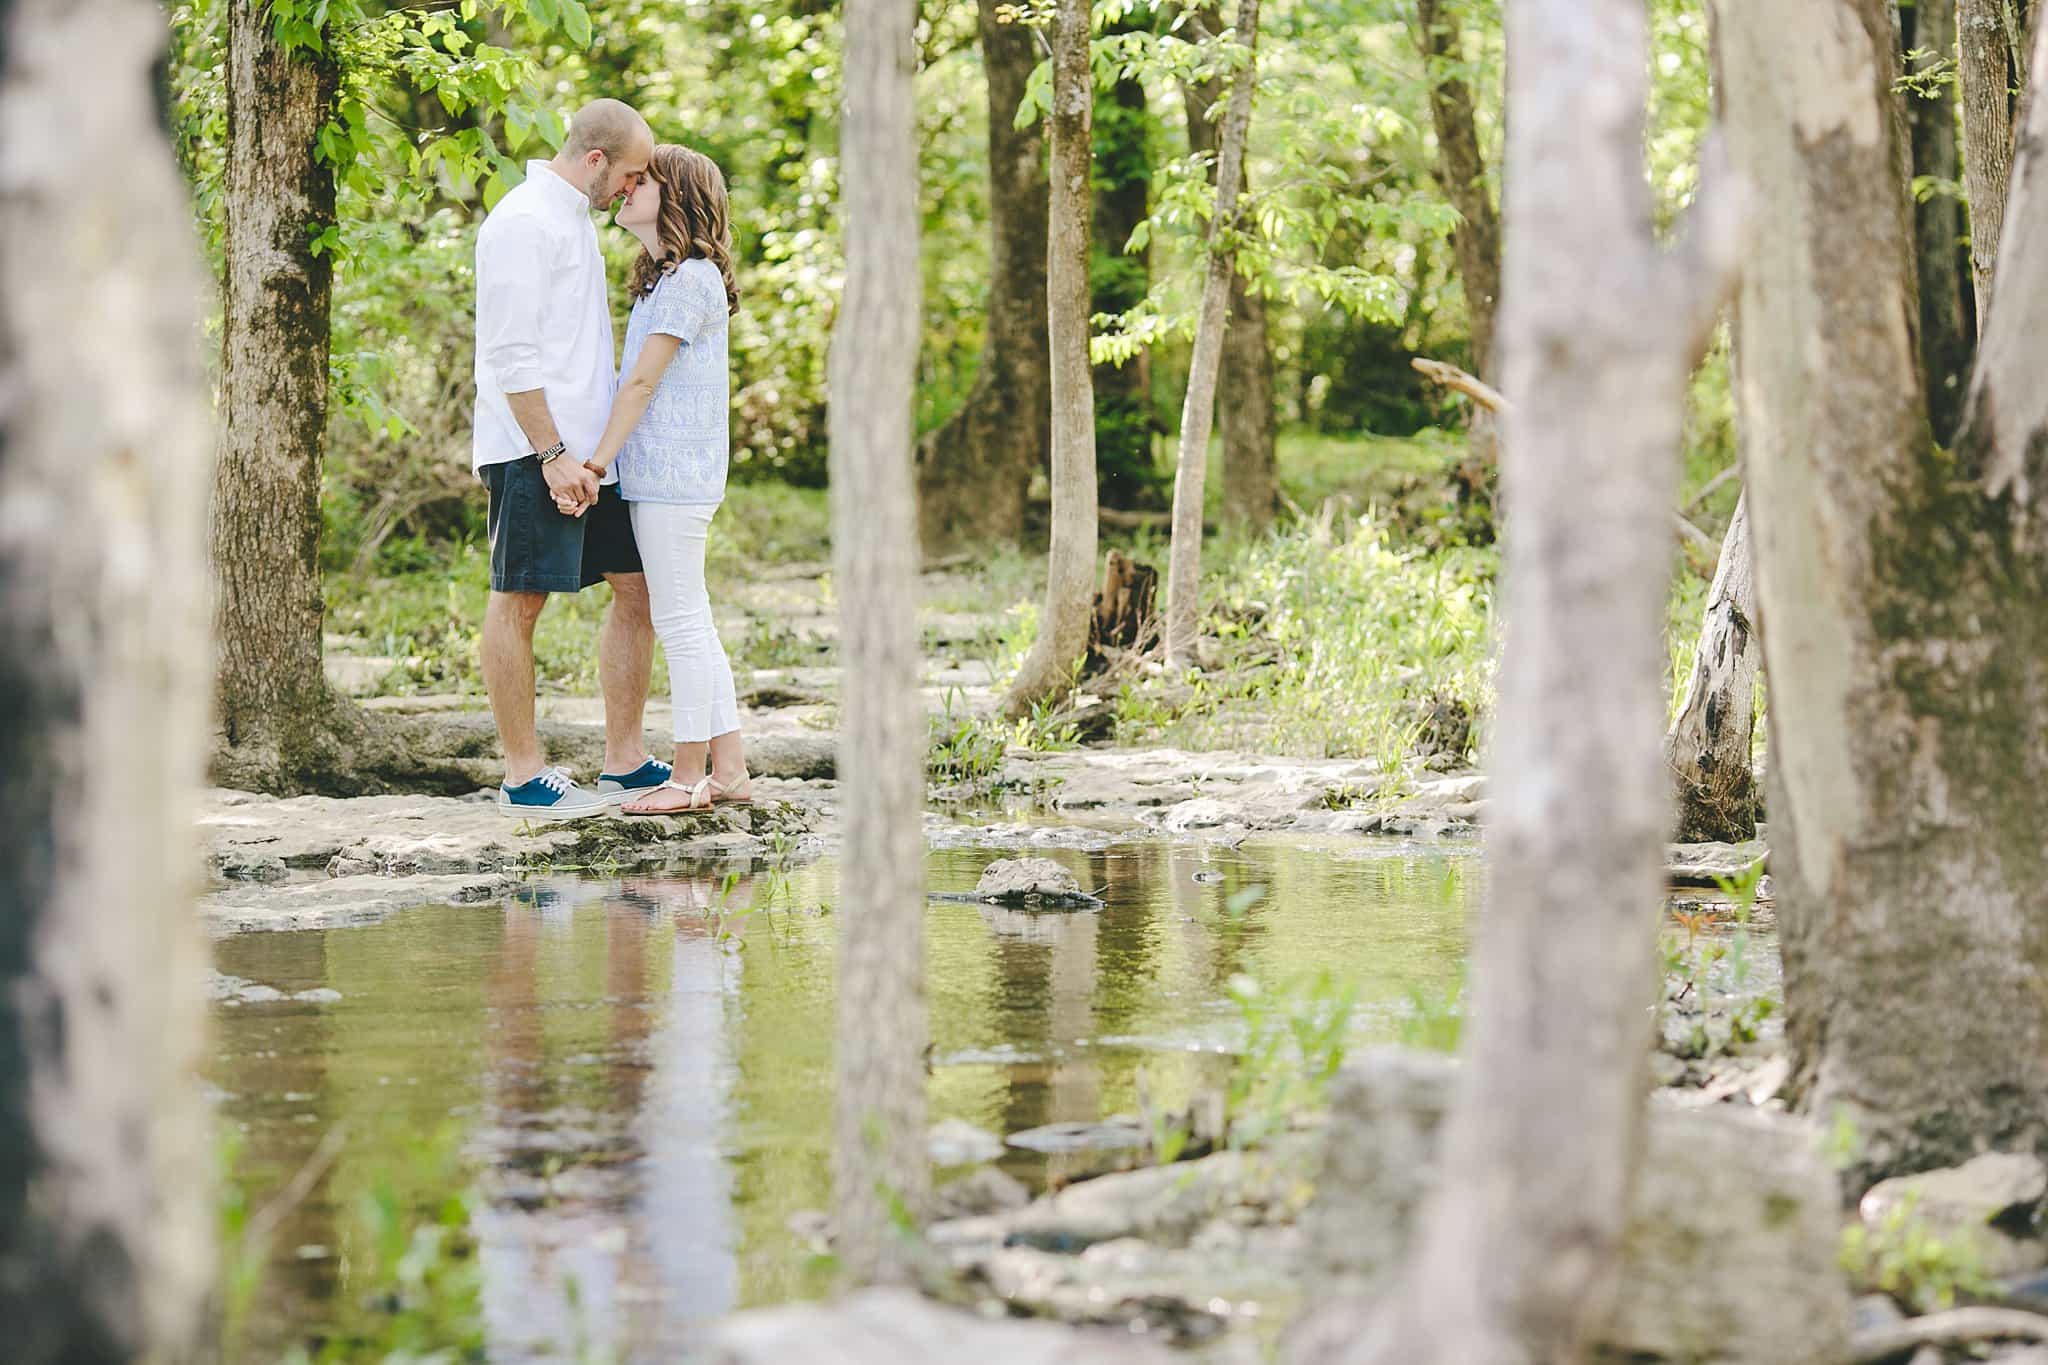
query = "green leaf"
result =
(561, 0, 592, 47)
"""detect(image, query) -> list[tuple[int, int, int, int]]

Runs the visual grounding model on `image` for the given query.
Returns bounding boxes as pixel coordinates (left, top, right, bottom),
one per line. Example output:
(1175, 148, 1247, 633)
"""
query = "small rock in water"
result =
(1004, 1118, 1148, 1155)
(973, 857, 1094, 907)
(928, 1117, 1005, 1167)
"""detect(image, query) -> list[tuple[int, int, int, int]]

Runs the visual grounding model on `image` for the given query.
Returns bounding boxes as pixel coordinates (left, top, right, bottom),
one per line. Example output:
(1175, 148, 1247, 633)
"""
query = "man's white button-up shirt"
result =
(472, 161, 617, 479)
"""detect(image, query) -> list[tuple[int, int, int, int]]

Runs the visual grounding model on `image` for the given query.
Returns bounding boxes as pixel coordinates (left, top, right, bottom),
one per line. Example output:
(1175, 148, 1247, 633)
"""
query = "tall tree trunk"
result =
(830, 0, 928, 1286)
(1663, 492, 1761, 843)
(1417, 0, 1503, 479)
(1902, 0, 1974, 439)
(0, 0, 216, 1356)
(1094, 15, 1157, 509)
(217, 0, 337, 756)
(1719, 0, 2048, 1184)
(1416, 0, 1501, 385)
(1958, 0, 2022, 322)
(914, 0, 1050, 552)
(1164, 0, 1262, 670)
(1183, 3, 1280, 534)
(1338, 0, 1740, 1359)
(1002, 0, 1099, 717)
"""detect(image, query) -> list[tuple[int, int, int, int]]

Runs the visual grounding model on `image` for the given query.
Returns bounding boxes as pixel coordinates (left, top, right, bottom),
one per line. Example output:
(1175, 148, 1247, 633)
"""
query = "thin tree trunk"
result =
(1416, 0, 1501, 385)
(830, 0, 928, 1286)
(1182, 3, 1280, 534)
(1094, 16, 1157, 508)
(1959, 0, 2018, 322)
(1003, 0, 1099, 717)
(1902, 0, 1974, 439)
(1334, 0, 1740, 1357)
(914, 0, 1050, 552)
(1719, 0, 2048, 1184)
(217, 0, 337, 753)
(1664, 492, 1761, 843)
(1164, 0, 1262, 670)
(0, 0, 216, 1356)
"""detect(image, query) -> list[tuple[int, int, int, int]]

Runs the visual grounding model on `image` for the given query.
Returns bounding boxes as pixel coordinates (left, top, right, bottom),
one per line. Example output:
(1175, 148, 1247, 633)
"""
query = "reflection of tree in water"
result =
(210, 928, 337, 1355)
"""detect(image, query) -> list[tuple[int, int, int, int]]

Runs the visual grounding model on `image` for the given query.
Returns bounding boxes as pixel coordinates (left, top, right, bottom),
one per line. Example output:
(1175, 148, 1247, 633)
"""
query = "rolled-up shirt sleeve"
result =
(477, 215, 551, 394)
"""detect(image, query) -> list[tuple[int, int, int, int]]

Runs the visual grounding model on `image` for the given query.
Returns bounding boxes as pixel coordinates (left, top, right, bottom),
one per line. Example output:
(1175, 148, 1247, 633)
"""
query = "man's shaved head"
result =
(563, 99, 652, 163)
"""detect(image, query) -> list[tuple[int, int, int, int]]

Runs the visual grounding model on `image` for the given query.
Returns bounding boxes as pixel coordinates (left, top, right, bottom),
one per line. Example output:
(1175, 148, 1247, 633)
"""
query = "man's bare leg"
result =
(483, 589, 550, 784)
(599, 572, 656, 774)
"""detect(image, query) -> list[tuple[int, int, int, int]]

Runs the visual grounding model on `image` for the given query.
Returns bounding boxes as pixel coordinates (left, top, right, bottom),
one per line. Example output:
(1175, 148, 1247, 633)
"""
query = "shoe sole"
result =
(497, 799, 612, 821)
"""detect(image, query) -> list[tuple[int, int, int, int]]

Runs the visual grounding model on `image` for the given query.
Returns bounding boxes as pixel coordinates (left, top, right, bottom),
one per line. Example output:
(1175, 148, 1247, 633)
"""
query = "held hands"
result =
(544, 455, 602, 517)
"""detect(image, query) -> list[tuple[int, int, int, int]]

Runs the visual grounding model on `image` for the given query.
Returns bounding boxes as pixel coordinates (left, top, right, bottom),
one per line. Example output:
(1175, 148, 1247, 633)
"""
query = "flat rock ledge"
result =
(201, 790, 818, 929)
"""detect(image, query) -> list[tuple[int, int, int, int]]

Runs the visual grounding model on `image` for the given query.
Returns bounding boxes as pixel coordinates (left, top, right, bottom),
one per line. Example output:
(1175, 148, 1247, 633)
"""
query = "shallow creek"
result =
(210, 835, 1476, 1361)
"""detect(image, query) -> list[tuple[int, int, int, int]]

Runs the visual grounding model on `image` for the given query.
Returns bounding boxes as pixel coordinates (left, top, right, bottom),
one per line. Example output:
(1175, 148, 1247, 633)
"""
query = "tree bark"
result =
(913, 0, 1050, 552)
(830, 0, 929, 1286)
(0, 0, 216, 1357)
(1901, 0, 1974, 439)
(1182, 3, 1280, 534)
(1094, 15, 1158, 508)
(1002, 0, 1099, 717)
(1718, 0, 2048, 1183)
(1331, 0, 1740, 1358)
(217, 0, 338, 755)
(1663, 492, 1761, 843)
(1958, 0, 2020, 323)
(1416, 0, 1502, 386)
(1165, 0, 1262, 670)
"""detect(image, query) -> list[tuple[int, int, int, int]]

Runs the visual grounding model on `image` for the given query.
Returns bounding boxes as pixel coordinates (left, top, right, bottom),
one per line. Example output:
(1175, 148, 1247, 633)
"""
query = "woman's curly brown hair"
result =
(628, 143, 739, 314)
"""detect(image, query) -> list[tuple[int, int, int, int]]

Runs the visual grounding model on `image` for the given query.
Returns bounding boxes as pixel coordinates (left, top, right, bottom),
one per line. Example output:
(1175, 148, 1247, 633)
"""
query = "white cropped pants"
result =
(630, 500, 739, 743)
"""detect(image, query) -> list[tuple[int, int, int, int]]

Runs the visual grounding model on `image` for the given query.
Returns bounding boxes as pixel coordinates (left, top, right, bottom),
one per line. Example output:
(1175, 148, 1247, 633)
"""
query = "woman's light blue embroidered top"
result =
(616, 257, 730, 505)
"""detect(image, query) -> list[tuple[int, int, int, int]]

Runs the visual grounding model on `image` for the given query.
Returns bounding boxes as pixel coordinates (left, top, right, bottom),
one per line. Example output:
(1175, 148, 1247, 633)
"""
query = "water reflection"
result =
(210, 837, 1473, 1362)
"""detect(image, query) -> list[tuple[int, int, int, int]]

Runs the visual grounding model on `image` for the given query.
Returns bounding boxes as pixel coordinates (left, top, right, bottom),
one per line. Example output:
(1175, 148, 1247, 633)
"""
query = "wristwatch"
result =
(536, 440, 567, 465)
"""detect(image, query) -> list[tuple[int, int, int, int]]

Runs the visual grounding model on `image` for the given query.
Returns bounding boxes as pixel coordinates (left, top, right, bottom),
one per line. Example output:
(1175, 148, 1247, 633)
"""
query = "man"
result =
(474, 99, 671, 817)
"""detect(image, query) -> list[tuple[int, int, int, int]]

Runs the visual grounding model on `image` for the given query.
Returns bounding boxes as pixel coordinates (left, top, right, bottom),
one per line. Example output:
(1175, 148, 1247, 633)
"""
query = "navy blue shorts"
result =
(481, 456, 642, 594)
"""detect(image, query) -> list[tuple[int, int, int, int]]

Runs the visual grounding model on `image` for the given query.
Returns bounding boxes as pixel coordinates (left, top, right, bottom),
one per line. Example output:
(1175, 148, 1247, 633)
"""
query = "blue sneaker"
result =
(497, 765, 610, 819)
(593, 758, 673, 805)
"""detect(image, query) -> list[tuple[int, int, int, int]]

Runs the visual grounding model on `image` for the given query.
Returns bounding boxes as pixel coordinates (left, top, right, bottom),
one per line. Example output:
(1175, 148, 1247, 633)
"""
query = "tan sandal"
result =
(621, 777, 713, 816)
(705, 771, 753, 806)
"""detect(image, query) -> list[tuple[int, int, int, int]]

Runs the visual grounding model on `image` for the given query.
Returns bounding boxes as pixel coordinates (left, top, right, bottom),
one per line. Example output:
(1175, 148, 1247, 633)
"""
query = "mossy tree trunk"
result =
(216, 0, 341, 782)
(830, 0, 928, 1285)
(914, 0, 1050, 552)
(1719, 0, 2048, 1183)
(1003, 0, 1099, 718)
(1333, 0, 1740, 1356)
(0, 0, 216, 1355)
(1183, 1, 1279, 535)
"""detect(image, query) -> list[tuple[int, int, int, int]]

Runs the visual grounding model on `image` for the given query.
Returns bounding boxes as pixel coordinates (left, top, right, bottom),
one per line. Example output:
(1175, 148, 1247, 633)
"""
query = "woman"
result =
(581, 143, 749, 813)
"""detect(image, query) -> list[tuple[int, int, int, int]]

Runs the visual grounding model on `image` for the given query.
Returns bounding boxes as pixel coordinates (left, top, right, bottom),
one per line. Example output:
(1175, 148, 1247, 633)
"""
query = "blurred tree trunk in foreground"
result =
(1329, 0, 1740, 1356)
(830, 0, 929, 1286)
(0, 0, 216, 1356)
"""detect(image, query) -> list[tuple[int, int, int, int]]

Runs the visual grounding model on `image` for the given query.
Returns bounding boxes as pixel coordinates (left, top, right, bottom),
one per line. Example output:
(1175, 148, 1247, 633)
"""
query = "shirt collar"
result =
(527, 160, 593, 217)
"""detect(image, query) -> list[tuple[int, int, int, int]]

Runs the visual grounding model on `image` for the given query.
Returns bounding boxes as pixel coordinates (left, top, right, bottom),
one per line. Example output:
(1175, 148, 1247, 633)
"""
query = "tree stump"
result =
(1085, 549, 1158, 675)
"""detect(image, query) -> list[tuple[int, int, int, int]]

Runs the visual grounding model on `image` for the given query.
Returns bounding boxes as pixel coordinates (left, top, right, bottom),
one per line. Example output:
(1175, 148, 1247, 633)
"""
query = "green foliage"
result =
(1120, 500, 1495, 763)
(1223, 968, 1358, 1149)
(1840, 1193, 1996, 1312)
